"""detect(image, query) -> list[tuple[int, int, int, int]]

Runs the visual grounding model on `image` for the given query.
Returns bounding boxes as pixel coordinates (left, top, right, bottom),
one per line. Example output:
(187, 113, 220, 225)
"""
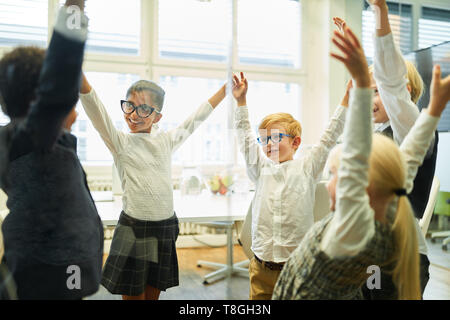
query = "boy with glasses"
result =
(231, 72, 348, 299)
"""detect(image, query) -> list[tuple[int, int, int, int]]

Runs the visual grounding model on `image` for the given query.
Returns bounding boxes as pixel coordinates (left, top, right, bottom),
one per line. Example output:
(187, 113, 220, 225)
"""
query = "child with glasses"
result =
(231, 72, 348, 299)
(79, 74, 227, 300)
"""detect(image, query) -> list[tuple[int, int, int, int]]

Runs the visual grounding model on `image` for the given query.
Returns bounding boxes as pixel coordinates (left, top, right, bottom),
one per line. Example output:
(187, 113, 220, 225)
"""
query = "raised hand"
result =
(333, 17, 348, 37)
(232, 72, 248, 107)
(428, 65, 450, 117)
(330, 26, 370, 88)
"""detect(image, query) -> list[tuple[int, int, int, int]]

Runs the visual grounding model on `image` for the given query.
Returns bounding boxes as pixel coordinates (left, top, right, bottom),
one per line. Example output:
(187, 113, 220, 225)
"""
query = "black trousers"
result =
(361, 254, 430, 299)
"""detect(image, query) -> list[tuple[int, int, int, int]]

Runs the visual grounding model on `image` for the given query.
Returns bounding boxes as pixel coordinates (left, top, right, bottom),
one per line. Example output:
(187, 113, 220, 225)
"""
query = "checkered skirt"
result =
(101, 211, 179, 296)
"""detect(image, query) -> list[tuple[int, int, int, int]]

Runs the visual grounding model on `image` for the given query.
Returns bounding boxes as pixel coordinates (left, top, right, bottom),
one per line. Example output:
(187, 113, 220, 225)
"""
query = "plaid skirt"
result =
(101, 211, 179, 296)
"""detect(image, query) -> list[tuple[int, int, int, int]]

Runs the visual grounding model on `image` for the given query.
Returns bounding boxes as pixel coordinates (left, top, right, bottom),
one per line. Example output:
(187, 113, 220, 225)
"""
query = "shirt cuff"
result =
(335, 104, 347, 117)
(205, 101, 214, 111)
(54, 5, 89, 43)
(374, 32, 395, 53)
(235, 106, 250, 120)
(79, 87, 95, 101)
(418, 108, 440, 127)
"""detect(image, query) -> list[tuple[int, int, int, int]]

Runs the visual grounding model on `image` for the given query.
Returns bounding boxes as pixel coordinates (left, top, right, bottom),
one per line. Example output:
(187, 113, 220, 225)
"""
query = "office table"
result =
(94, 190, 254, 284)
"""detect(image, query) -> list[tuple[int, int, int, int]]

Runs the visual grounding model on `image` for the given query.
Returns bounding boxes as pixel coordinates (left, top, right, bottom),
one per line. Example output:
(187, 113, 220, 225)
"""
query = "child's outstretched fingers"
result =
(232, 72, 248, 106)
(429, 65, 450, 117)
(333, 17, 347, 35)
(345, 26, 361, 49)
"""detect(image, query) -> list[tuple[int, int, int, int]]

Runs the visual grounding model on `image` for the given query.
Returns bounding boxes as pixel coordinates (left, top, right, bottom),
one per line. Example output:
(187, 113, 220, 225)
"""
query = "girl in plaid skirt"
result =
(273, 23, 450, 300)
(79, 74, 227, 300)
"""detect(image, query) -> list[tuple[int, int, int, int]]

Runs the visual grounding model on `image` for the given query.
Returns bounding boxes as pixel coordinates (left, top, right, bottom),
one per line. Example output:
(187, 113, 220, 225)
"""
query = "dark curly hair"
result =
(0, 46, 46, 119)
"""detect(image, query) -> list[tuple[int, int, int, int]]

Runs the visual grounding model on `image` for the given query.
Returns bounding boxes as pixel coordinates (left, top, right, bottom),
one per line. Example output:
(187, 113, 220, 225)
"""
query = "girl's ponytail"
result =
(391, 195, 421, 299)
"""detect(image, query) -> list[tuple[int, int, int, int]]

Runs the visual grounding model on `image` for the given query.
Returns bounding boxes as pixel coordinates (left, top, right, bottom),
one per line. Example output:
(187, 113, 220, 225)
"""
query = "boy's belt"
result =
(254, 255, 285, 271)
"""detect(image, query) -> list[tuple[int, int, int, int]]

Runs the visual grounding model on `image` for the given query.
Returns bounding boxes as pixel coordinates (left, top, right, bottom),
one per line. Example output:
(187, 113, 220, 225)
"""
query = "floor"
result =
(87, 235, 450, 300)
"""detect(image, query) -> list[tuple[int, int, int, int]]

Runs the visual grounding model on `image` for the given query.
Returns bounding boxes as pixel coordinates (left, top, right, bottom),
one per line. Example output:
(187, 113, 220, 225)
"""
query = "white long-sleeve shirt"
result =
(373, 33, 420, 146)
(235, 105, 346, 263)
(80, 89, 213, 221)
(320, 88, 439, 258)
(373, 32, 432, 256)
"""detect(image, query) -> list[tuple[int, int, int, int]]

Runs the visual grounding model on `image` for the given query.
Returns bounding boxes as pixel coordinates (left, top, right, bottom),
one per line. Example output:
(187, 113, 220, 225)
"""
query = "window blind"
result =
(362, 1, 412, 64)
(419, 6, 450, 49)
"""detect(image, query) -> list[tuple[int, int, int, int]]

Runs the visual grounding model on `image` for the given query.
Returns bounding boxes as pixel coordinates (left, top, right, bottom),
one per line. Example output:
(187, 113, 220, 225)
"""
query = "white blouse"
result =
(373, 32, 433, 255)
(80, 89, 213, 221)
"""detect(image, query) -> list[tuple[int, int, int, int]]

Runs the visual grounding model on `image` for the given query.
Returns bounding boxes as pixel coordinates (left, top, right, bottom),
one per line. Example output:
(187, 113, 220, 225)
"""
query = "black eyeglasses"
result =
(120, 100, 159, 118)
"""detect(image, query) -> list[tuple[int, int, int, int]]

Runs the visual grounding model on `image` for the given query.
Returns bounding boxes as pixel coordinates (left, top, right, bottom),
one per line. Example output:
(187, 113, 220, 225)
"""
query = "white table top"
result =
(96, 190, 254, 226)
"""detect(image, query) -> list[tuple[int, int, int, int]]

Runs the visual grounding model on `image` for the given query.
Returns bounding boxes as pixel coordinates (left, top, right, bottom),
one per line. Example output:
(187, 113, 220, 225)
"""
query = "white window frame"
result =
(79, 0, 306, 170)
(0, 0, 310, 173)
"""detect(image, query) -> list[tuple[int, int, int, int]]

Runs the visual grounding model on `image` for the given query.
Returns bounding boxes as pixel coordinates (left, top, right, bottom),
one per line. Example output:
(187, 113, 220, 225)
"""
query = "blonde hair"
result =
(329, 134, 421, 299)
(258, 112, 302, 138)
(405, 60, 424, 104)
(369, 60, 424, 104)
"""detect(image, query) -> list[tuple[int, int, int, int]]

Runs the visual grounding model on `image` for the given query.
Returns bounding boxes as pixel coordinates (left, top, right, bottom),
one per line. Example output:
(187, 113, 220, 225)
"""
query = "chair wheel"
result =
(431, 238, 436, 243)
(443, 245, 448, 251)
(203, 280, 209, 285)
(197, 264, 202, 268)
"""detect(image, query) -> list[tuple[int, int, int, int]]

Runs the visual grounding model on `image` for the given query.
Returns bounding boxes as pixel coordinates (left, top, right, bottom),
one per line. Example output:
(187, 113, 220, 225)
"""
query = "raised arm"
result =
(401, 65, 450, 192)
(168, 84, 224, 151)
(304, 103, 347, 182)
(369, 1, 421, 145)
(25, 0, 87, 150)
(321, 26, 375, 258)
(233, 72, 267, 182)
(79, 73, 124, 154)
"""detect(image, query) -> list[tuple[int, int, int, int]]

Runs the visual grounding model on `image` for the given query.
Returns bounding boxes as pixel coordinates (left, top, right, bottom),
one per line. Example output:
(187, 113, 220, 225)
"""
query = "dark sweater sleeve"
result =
(25, 29, 86, 151)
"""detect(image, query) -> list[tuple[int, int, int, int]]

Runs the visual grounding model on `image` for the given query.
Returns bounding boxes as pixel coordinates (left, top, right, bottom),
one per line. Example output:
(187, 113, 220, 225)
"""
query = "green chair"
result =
(430, 191, 450, 251)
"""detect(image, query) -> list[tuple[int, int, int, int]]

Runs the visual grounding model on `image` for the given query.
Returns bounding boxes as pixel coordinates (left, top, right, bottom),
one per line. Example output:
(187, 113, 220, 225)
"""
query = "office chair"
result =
(430, 191, 450, 251)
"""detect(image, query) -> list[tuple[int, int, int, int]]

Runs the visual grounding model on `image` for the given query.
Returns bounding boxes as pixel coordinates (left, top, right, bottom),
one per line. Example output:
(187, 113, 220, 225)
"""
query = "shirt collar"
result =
(374, 120, 390, 133)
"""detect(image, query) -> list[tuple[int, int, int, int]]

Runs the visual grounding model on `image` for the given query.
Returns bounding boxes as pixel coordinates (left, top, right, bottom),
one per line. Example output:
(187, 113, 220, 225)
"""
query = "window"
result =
(362, 1, 412, 64)
(0, 0, 305, 171)
(238, 0, 301, 68)
(0, 0, 48, 48)
(419, 6, 450, 49)
(236, 80, 301, 164)
(158, 76, 228, 164)
(158, 0, 231, 62)
(72, 72, 140, 164)
(59, 0, 141, 56)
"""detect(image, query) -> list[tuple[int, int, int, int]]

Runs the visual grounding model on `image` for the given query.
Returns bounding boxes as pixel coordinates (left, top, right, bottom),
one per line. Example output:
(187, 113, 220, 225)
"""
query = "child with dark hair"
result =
(0, 0, 103, 300)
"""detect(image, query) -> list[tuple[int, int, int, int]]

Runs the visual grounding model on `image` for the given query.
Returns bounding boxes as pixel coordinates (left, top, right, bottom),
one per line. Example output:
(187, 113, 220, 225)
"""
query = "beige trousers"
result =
(249, 257, 282, 300)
